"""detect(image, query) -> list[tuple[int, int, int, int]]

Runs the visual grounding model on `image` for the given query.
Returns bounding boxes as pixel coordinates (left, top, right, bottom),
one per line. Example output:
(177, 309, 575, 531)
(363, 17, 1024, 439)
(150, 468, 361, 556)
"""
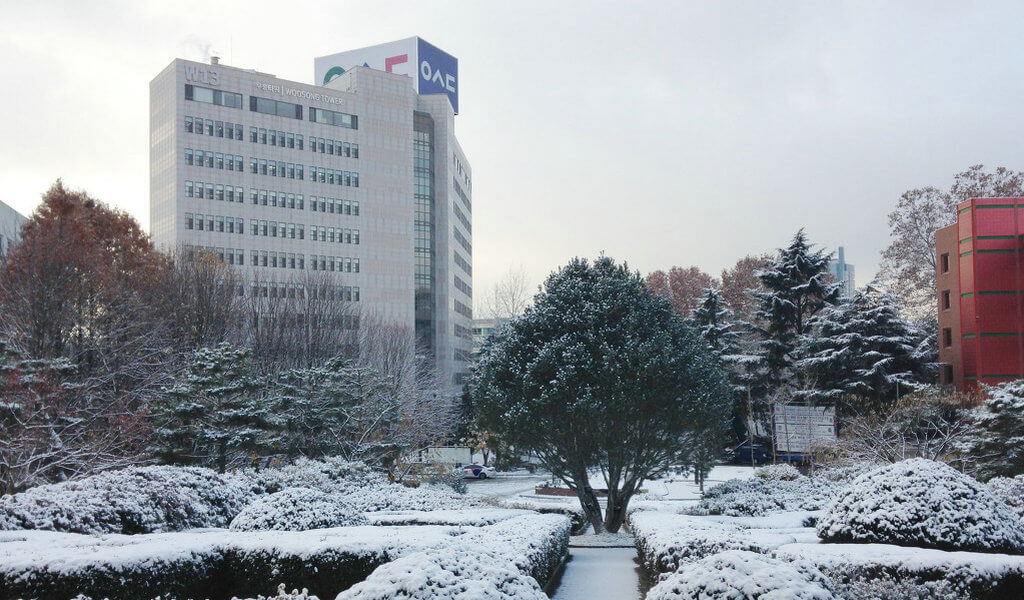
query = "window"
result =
(249, 158, 258, 174)
(943, 328, 953, 348)
(235, 123, 243, 140)
(352, 144, 359, 159)
(216, 121, 224, 137)
(250, 219, 257, 235)
(297, 135, 304, 150)
(277, 131, 286, 147)
(215, 153, 224, 169)
(205, 183, 214, 199)
(205, 152, 214, 168)
(309, 107, 358, 129)
(941, 253, 950, 273)
(215, 184, 224, 201)
(941, 364, 954, 385)
(185, 213, 194, 229)
(250, 127, 258, 142)
(216, 216, 224, 232)
(185, 149, 193, 165)
(185, 181, 194, 197)
(184, 116, 193, 133)
(185, 84, 243, 108)
(942, 290, 951, 310)
(205, 119, 214, 135)
(236, 218, 244, 234)
(250, 96, 303, 119)
(195, 213, 204, 231)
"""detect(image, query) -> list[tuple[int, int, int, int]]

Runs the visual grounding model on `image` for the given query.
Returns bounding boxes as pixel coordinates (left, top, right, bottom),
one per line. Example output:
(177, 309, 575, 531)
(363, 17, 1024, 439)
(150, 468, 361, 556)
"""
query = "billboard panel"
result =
(773, 405, 836, 453)
(314, 37, 459, 113)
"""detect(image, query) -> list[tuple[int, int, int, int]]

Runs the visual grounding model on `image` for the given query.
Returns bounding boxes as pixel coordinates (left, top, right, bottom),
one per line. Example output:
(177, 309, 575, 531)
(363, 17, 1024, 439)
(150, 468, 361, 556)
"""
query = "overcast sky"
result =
(2, 1, 1023, 305)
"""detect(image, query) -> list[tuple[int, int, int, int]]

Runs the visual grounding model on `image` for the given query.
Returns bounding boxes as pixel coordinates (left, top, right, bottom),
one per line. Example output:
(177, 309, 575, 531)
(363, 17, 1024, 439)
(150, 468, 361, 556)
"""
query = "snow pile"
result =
(629, 511, 797, 574)
(988, 475, 1024, 521)
(817, 458, 1024, 553)
(754, 463, 803, 481)
(229, 488, 368, 531)
(645, 550, 835, 600)
(0, 466, 257, 534)
(333, 548, 548, 600)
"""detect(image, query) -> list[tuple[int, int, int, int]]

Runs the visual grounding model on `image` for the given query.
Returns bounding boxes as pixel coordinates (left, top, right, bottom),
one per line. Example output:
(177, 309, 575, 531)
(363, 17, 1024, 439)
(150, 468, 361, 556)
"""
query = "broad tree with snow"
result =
(471, 256, 731, 533)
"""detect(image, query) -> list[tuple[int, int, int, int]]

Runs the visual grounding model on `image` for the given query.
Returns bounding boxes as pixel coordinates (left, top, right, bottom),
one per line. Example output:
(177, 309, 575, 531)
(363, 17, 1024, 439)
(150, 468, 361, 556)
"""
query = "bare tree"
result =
(645, 266, 718, 316)
(880, 165, 1024, 317)
(481, 266, 532, 320)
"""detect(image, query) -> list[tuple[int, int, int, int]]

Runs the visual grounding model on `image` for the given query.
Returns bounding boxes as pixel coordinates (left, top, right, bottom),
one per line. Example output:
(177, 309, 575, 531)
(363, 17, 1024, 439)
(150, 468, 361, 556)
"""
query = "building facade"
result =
(150, 46, 473, 392)
(827, 246, 856, 299)
(0, 200, 27, 255)
(935, 198, 1024, 392)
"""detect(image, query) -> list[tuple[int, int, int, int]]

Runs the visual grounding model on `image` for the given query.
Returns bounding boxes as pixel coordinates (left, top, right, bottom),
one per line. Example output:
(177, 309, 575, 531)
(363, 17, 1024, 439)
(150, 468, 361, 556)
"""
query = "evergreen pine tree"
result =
(749, 230, 840, 429)
(798, 287, 928, 410)
(690, 289, 745, 453)
(153, 343, 274, 472)
(960, 380, 1024, 480)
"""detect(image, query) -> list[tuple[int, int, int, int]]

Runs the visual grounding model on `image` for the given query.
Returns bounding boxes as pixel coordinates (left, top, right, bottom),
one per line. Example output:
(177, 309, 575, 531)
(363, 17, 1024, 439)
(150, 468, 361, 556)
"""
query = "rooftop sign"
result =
(315, 37, 459, 114)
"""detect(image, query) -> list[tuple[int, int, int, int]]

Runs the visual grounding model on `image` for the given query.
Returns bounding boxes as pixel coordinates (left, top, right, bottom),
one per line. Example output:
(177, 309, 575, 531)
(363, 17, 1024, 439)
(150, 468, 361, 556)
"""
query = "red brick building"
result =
(935, 197, 1024, 391)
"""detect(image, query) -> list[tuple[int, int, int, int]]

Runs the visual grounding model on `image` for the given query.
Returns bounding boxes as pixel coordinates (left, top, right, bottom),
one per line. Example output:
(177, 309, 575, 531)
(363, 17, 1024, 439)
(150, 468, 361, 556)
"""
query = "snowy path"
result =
(551, 547, 647, 600)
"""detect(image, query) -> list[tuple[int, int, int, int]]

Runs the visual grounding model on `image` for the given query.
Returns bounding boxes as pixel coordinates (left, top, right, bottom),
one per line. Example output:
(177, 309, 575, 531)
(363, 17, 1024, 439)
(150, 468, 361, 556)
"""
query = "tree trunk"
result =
(603, 487, 633, 533)
(572, 469, 604, 534)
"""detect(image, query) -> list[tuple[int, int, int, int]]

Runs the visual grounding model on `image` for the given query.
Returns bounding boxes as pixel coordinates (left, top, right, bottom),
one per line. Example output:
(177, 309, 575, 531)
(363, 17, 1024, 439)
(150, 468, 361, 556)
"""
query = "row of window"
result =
(453, 154, 471, 190)
(453, 177, 472, 211)
(454, 299, 472, 319)
(185, 116, 244, 140)
(251, 281, 360, 302)
(453, 227, 472, 255)
(309, 255, 361, 273)
(182, 245, 247, 268)
(453, 201, 471, 234)
(310, 136, 359, 158)
(185, 149, 245, 171)
(454, 251, 471, 276)
(454, 324, 472, 342)
(185, 213, 245, 234)
(184, 149, 361, 187)
(454, 348, 473, 362)
(309, 225, 360, 244)
(186, 84, 243, 108)
(186, 85, 359, 131)
(184, 183, 361, 218)
(454, 275, 472, 298)
(185, 181, 246, 202)
(309, 196, 360, 215)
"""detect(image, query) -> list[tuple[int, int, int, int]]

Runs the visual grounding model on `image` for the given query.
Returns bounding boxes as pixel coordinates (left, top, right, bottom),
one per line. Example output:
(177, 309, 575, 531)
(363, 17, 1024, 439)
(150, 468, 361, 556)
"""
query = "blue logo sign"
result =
(417, 38, 458, 114)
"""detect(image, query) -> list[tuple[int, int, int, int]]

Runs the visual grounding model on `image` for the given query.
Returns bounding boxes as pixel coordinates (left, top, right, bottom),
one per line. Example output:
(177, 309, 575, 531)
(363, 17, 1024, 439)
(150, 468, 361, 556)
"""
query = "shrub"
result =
(817, 458, 1024, 554)
(645, 550, 835, 600)
(629, 511, 796, 575)
(694, 476, 836, 516)
(334, 548, 548, 600)
(987, 476, 1024, 522)
(229, 488, 368, 531)
(0, 466, 257, 534)
(754, 463, 803, 481)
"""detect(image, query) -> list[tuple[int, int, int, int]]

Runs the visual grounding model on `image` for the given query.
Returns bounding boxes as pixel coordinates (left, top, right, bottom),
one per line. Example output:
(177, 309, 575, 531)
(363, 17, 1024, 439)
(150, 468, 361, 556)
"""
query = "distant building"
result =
(472, 317, 509, 355)
(149, 37, 473, 393)
(0, 200, 27, 255)
(828, 247, 856, 299)
(935, 198, 1024, 392)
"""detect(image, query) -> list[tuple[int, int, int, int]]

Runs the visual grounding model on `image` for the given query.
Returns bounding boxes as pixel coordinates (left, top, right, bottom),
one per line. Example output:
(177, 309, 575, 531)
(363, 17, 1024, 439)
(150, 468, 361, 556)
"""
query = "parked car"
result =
(732, 443, 771, 465)
(462, 464, 496, 479)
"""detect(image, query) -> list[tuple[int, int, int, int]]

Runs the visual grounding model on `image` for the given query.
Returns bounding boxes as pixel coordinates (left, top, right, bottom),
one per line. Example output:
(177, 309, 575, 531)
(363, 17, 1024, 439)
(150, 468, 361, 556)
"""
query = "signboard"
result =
(314, 37, 459, 113)
(772, 405, 836, 453)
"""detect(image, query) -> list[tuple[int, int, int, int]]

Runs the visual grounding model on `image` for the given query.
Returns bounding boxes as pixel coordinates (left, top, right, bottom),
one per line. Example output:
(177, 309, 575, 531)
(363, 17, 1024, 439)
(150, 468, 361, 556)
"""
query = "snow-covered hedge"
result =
(229, 488, 368, 531)
(365, 508, 533, 527)
(629, 511, 797, 574)
(777, 541, 1024, 600)
(817, 458, 1024, 554)
(645, 550, 835, 600)
(754, 463, 803, 481)
(692, 476, 838, 517)
(988, 476, 1024, 522)
(460, 513, 571, 587)
(334, 548, 548, 600)
(0, 466, 257, 534)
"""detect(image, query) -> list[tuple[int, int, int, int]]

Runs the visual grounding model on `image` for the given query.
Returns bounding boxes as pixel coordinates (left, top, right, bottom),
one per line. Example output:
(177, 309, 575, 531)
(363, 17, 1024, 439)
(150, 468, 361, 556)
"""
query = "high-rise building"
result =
(935, 198, 1024, 392)
(0, 199, 27, 255)
(827, 246, 856, 299)
(149, 38, 473, 392)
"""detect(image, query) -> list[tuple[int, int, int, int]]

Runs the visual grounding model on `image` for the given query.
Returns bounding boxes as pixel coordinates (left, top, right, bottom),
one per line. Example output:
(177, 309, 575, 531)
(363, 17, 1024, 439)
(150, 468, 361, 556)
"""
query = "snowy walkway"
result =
(551, 547, 647, 600)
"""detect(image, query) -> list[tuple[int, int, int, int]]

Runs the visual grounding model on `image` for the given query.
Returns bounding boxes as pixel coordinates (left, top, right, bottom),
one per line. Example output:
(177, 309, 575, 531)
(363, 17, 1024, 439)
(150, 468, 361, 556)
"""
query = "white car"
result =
(462, 464, 496, 479)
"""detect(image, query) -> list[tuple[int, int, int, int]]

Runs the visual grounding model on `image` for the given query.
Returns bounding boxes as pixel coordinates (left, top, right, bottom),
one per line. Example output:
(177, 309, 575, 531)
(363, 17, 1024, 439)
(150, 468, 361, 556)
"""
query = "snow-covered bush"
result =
(629, 511, 796, 574)
(831, 574, 957, 600)
(234, 583, 320, 600)
(334, 548, 548, 600)
(817, 458, 1024, 553)
(229, 488, 368, 531)
(694, 476, 837, 516)
(0, 466, 257, 534)
(754, 463, 803, 481)
(252, 458, 383, 494)
(459, 513, 571, 587)
(645, 550, 835, 600)
(988, 476, 1024, 521)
